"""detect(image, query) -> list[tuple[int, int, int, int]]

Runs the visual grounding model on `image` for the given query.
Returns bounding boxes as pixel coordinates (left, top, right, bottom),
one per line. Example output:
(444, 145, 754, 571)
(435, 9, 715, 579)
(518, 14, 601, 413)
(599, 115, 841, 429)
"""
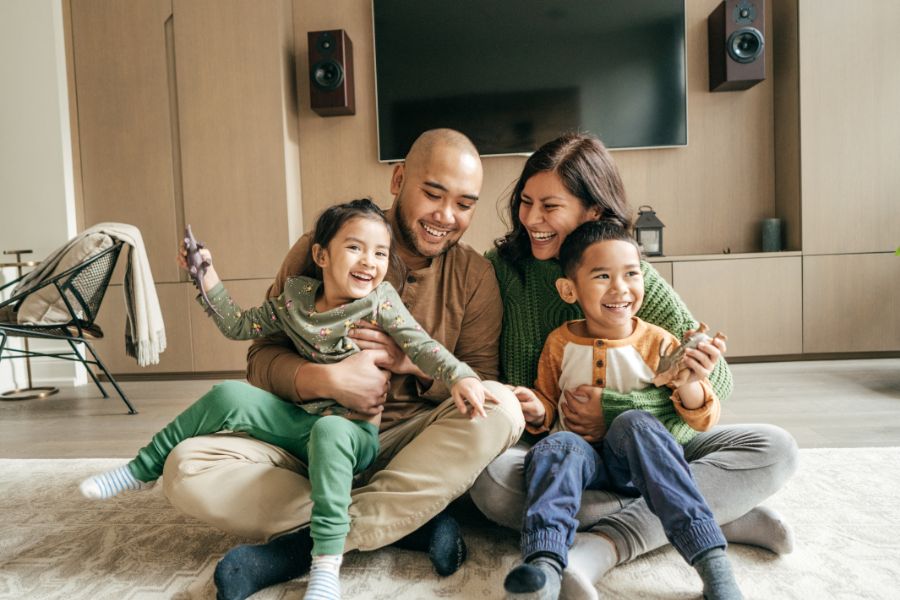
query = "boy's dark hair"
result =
(558, 220, 642, 278)
(298, 198, 401, 280)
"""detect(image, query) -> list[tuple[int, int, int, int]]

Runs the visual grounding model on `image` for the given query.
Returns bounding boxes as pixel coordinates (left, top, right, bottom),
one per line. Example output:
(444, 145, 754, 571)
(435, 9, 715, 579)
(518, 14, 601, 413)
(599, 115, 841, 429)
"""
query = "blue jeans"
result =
(522, 410, 726, 566)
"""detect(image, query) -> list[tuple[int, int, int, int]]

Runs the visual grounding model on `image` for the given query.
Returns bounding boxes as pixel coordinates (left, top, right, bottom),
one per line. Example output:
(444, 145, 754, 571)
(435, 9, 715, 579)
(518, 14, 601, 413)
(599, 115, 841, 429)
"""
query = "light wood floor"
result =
(1, 359, 898, 458)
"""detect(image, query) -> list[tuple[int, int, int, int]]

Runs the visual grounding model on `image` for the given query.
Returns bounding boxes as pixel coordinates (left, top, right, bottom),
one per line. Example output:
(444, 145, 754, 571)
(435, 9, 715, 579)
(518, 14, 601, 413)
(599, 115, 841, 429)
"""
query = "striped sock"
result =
(303, 554, 342, 600)
(79, 464, 152, 500)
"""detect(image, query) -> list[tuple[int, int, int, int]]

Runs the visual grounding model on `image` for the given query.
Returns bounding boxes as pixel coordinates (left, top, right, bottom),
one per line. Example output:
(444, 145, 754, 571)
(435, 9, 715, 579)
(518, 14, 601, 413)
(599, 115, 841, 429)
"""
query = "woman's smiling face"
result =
(518, 171, 599, 260)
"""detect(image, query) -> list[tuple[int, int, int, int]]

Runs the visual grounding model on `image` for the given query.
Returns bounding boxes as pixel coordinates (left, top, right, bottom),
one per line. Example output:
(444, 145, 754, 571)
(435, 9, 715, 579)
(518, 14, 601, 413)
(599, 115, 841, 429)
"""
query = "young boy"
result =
(503, 221, 743, 600)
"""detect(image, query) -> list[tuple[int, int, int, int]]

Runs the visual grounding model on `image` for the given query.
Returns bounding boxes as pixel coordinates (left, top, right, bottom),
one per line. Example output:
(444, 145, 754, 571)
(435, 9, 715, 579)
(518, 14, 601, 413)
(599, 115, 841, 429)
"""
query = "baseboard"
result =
(98, 370, 246, 382)
(728, 351, 900, 363)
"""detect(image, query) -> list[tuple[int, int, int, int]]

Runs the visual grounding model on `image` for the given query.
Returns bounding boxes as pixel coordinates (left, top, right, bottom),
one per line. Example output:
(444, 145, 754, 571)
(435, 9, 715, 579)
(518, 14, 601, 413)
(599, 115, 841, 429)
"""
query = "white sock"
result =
(561, 531, 618, 600)
(721, 505, 795, 555)
(304, 554, 342, 600)
(79, 465, 152, 500)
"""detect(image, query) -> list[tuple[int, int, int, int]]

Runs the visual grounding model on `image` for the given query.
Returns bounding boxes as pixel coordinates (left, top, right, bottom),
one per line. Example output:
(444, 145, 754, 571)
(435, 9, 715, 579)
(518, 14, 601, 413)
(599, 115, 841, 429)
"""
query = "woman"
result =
(470, 133, 798, 598)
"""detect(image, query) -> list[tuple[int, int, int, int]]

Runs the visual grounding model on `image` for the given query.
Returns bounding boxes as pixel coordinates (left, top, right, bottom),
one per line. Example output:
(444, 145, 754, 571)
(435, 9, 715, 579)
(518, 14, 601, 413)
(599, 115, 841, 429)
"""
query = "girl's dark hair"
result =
(558, 220, 642, 279)
(494, 132, 631, 271)
(298, 198, 401, 280)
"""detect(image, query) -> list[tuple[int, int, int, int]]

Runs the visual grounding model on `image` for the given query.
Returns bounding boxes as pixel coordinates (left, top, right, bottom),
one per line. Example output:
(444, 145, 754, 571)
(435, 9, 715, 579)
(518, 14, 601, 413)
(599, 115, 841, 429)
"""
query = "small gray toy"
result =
(653, 322, 727, 388)
(183, 225, 223, 319)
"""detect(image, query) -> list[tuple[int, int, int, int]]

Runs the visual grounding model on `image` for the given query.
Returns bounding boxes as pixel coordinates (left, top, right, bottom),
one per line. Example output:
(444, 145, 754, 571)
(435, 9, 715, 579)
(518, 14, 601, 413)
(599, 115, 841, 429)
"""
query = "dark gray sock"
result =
(393, 512, 467, 576)
(214, 528, 313, 600)
(504, 556, 563, 600)
(693, 548, 743, 600)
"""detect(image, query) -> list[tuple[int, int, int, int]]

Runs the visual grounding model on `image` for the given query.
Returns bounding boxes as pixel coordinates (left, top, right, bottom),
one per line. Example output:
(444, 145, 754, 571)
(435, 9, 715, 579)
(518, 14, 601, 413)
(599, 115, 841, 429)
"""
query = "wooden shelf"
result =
(647, 251, 801, 263)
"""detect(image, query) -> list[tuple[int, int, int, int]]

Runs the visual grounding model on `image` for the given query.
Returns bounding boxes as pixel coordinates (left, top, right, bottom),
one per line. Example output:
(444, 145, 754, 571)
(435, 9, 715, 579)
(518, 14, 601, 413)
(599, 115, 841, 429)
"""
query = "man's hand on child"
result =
(451, 377, 492, 419)
(509, 386, 546, 427)
(308, 350, 390, 415)
(561, 385, 605, 442)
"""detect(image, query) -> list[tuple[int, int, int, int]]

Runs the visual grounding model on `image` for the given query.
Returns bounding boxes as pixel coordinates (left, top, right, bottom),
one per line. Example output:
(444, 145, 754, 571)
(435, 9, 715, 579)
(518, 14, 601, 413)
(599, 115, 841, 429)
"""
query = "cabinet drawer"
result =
(672, 256, 802, 357)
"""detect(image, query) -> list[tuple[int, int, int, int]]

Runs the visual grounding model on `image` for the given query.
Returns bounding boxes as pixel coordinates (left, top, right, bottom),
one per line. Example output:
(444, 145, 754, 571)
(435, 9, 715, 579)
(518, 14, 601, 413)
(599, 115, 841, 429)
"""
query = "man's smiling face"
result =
(391, 142, 483, 261)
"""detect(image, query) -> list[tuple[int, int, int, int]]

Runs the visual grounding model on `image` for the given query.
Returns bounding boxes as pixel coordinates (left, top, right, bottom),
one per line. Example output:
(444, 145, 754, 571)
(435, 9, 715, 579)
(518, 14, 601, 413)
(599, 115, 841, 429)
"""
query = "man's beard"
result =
(395, 194, 457, 258)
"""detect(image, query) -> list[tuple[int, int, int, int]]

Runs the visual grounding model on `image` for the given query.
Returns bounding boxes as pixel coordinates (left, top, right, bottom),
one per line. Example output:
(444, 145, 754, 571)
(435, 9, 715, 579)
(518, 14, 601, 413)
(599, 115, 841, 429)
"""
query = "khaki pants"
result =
(161, 380, 524, 551)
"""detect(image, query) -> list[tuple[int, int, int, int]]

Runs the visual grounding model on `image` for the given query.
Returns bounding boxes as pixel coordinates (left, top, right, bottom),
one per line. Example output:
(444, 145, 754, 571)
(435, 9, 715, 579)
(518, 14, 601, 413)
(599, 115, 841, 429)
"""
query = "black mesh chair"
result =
(0, 241, 136, 414)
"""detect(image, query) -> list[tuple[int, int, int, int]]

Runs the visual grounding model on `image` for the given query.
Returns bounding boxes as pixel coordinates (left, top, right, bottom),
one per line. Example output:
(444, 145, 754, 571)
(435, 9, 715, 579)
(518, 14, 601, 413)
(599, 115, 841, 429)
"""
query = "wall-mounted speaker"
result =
(308, 30, 355, 116)
(708, 0, 766, 92)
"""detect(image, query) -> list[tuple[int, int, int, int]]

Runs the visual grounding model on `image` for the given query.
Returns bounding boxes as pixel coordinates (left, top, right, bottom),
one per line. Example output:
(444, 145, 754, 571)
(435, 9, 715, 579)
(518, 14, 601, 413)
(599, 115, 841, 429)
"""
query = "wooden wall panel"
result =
(90, 282, 193, 375)
(188, 278, 273, 372)
(69, 0, 180, 283)
(799, 0, 900, 254)
(672, 256, 803, 357)
(803, 254, 900, 353)
(773, 0, 801, 252)
(175, 0, 300, 281)
(648, 261, 673, 286)
(292, 0, 777, 257)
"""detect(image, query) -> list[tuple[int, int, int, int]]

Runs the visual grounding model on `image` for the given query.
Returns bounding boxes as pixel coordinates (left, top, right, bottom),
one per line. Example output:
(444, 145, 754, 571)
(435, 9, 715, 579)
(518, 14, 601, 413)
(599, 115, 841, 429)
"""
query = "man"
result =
(161, 129, 525, 600)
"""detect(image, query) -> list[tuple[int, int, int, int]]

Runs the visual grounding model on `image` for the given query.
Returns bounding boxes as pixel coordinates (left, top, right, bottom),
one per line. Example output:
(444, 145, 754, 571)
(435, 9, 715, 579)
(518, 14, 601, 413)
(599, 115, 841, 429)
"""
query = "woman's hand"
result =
(509, 386, 546, 427)
(349, 320, 431, 380)
(560, 385, 605, 442)
(679, 329, 727, 385)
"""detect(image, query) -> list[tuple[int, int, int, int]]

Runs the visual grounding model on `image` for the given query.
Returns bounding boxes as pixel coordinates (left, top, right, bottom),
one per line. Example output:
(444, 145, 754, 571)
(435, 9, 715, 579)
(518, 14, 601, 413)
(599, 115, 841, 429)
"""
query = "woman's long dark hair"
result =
(298, 198, 402, 281)
(494, 132, 631, 271)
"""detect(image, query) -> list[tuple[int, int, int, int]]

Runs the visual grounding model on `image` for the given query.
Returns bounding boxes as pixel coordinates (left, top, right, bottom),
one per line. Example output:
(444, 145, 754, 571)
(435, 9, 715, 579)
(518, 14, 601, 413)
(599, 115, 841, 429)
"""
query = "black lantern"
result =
(635, 205, 665, 256)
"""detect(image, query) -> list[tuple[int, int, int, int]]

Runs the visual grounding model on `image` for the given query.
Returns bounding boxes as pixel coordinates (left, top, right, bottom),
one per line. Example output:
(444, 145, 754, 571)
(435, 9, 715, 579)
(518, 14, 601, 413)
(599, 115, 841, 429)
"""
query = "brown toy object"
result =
(652, 322, 727, 388)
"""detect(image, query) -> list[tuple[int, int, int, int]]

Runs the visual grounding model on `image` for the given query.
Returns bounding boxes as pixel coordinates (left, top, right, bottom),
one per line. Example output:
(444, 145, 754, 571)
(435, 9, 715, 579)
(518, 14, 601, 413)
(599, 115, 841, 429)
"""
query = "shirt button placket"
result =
(594, 341, 606, 388)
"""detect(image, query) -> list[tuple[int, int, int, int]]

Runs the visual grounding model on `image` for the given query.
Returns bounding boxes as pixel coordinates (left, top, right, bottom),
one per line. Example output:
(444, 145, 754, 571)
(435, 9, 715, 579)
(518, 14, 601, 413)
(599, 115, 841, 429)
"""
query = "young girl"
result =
(503, 221, 742, 600)
(79, 198, 489, 600)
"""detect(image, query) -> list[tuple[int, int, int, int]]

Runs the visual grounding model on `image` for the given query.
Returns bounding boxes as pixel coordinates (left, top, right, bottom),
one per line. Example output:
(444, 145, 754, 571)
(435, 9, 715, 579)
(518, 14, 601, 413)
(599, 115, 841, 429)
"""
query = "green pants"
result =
(129, 380, 379, 555)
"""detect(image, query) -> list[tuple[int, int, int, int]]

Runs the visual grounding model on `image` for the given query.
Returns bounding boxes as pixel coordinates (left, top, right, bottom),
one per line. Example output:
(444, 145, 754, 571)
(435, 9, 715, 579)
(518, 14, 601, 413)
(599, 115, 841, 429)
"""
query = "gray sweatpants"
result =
(469, 423, 799, 563)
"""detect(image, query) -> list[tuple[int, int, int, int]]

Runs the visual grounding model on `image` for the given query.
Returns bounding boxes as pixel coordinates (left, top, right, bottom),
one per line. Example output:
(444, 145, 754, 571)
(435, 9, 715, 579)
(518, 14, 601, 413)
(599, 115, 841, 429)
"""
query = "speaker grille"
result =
(732, 1, 757, 24)
(727, 27, 764, 63)
(312, 60, 344, 91)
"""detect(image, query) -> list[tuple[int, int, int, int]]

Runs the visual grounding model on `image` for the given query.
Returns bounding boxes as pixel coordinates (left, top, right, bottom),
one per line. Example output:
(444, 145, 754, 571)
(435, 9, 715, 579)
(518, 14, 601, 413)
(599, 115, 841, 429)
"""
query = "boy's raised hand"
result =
(508, 385, 546, 427)
(451, 377, 494, 419)
(678, 328, 728, 386)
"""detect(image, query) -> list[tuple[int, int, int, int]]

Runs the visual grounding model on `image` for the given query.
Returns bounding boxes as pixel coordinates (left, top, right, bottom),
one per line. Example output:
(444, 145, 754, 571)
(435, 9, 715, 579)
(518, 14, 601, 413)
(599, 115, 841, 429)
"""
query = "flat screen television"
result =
(372, 0, 687, 162)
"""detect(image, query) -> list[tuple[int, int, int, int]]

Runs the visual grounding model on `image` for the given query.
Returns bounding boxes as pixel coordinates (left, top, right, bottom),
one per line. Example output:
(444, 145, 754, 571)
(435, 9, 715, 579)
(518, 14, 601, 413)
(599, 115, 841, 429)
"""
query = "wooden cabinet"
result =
(649, 261, 672, 286)
(188, 279, 273, 372)
(798, 0, 900, 255)
(667, 254, 803, 358)
(91, 279, 274, 374)
(803, 253, 900, 353)
(67, 0, 300, 374)
(70, 0, 180, 283)
(90, 283, 194, 375)
(174, 0, 301, 281)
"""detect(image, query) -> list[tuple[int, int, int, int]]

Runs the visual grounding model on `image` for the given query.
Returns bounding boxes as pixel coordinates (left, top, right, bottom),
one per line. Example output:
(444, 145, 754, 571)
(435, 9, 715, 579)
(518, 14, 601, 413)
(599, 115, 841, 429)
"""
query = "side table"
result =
(0, 249, 59, 401)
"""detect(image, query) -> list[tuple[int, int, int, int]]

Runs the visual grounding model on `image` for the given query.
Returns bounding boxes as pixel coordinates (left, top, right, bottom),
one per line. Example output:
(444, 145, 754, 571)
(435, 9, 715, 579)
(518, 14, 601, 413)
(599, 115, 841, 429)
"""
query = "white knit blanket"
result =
(14, 223, 166, 366)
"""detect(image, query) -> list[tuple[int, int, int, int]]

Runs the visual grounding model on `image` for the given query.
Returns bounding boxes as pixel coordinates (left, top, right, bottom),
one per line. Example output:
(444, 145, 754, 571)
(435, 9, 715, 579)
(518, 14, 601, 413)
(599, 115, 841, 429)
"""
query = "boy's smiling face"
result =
(556, 239, 644, 339)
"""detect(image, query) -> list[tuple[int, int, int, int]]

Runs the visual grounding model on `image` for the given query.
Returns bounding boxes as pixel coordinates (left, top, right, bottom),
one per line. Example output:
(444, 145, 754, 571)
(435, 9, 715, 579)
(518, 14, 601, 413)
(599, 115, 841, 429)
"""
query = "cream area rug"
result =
(1, 448, 898, 600)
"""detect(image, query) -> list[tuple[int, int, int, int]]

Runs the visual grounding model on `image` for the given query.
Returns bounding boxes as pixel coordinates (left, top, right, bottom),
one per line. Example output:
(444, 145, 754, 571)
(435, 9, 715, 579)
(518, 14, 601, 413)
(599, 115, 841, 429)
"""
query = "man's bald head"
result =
(403, 129, 480, 175)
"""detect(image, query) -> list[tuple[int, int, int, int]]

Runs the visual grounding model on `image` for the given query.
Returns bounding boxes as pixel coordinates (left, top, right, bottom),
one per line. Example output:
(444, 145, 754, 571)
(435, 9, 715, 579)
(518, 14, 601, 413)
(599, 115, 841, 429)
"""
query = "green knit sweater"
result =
(486, 249, 733, 444)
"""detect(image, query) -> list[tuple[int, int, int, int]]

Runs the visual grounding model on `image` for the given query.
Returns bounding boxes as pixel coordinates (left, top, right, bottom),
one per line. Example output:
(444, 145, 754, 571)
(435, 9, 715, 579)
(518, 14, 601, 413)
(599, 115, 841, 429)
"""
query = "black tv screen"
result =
(373, 0, 687, 161)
